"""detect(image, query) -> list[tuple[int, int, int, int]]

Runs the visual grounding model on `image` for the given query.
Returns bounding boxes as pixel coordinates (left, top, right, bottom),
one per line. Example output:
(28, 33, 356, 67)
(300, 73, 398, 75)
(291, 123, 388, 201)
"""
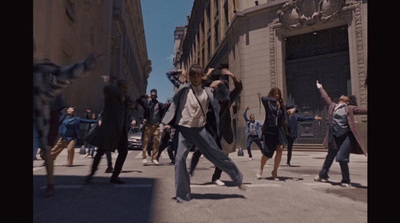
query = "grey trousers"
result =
(175, 126, 243, 202)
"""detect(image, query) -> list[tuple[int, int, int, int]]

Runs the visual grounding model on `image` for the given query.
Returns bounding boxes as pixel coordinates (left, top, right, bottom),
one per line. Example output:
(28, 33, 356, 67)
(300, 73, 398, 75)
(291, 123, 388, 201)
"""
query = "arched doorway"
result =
(285, 25, 351, 144)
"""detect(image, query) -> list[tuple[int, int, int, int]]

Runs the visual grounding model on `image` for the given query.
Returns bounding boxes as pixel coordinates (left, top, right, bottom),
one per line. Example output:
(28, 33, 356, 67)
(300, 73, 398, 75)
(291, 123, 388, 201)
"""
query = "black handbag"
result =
(237, 147, 244, 156)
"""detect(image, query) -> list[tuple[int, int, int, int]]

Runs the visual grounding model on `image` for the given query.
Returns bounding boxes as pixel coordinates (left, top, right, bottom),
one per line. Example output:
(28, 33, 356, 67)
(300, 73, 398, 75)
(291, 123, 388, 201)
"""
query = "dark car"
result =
(128, 126, 143, 150)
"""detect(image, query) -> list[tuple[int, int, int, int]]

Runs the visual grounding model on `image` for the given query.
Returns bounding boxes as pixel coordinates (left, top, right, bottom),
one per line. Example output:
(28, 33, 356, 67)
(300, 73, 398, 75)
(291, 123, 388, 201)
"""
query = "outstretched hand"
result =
(316, 80, 322, 89)
(84, 53, 103, 71)
(206, 68, 215, 76)
(202, 68, 215, 80)
(314, 114, 323, 120)
(209, 80, 224, 88)
(220, 68, 233, 77)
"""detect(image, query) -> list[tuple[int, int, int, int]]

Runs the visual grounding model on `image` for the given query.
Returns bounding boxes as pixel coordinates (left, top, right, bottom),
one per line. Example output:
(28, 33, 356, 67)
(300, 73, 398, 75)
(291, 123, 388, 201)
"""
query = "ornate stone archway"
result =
(266, 0, 367, 144)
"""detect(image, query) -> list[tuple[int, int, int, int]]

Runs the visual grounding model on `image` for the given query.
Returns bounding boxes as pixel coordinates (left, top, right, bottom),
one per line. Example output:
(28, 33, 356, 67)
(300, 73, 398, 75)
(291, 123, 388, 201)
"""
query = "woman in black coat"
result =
(257, 87, 289, 180)
(85, 80, 131, 184)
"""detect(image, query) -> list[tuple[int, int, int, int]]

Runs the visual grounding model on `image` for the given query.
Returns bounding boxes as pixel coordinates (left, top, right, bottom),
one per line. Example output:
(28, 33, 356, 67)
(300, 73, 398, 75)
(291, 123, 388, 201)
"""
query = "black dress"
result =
(261, 97, 288, 158)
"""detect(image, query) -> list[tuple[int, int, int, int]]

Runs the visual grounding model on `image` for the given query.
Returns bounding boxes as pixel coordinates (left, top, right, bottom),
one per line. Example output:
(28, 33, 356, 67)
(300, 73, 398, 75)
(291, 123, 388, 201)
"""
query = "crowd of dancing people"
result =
(33, 45, 367, 200)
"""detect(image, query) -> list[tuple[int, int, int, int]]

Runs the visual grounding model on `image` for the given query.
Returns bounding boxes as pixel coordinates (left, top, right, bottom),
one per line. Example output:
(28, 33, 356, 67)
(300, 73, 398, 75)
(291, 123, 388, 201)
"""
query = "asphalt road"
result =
(33, 147, 367, 223)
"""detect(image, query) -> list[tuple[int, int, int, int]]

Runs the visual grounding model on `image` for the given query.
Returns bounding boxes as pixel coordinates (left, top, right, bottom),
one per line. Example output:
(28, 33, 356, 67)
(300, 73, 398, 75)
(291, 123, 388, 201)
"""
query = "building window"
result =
(65, 0, 76, 22)
(207, 4, 211, 34)
(214, 0, 220, 49)
(224, 1, 229, 29)
(215, 23, 219, 48)
(202, 48, 205, 67)
(207, 36, 211, 60)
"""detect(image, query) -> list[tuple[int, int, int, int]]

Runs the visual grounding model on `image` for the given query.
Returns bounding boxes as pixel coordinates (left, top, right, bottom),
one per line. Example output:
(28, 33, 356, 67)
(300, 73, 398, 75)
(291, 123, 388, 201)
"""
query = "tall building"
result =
(176, 0, 367, 149)
(33, 0, 151, 118)
(173, 26, 186, 69)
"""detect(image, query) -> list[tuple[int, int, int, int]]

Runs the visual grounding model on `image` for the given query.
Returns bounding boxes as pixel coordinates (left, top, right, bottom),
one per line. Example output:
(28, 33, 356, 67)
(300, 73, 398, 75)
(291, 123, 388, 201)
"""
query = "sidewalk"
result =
(33, 147, 367, 223)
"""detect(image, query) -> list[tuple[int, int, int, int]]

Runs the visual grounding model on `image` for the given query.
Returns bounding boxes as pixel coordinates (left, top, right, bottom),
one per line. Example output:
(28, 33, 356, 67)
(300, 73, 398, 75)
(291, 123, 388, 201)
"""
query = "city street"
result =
(33, 147, 367, 223)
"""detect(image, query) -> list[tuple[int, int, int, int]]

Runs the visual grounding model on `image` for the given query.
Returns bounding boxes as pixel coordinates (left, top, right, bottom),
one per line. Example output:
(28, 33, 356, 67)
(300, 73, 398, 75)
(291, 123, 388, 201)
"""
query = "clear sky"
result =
(141, 0, 194, 103)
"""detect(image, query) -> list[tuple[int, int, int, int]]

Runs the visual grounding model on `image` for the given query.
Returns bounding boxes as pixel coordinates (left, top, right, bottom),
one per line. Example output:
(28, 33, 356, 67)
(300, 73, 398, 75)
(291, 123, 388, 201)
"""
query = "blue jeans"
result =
(246, 135, 263, 158)
(319, 132, 355, 184)
(87, 145, 96, 157)
(175, 126, 243, 202)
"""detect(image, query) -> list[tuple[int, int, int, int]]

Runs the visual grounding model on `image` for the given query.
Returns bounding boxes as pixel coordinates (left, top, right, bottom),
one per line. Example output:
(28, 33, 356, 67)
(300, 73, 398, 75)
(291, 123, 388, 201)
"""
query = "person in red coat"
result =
(314, 80, 367, 187)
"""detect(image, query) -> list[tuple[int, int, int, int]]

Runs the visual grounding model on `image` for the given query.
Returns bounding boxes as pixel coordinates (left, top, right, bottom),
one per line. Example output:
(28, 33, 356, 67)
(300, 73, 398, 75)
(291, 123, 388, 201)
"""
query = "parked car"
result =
(128, 126, 143, 150)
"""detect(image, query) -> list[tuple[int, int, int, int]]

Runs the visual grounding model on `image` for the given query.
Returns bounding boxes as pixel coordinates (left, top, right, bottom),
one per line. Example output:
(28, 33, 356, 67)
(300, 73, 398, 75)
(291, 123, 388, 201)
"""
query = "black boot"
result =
(110, 177, 124, 184)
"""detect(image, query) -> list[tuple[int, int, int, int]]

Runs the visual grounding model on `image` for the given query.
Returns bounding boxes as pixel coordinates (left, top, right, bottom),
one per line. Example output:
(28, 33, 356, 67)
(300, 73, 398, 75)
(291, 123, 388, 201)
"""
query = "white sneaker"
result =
(256, 173, 262, 179)
(314, 175, 328, 182)
(213, 179, 225, 186)
(151, 159, 160, 165)
(340, 183, 352, 187)
(142, 159, 148, 164)
(248, 157, 253, 161)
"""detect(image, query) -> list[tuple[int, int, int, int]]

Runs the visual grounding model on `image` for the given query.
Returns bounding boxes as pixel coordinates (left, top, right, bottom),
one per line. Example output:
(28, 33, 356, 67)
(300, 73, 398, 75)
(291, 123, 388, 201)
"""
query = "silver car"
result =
(127, 126, 143, 150)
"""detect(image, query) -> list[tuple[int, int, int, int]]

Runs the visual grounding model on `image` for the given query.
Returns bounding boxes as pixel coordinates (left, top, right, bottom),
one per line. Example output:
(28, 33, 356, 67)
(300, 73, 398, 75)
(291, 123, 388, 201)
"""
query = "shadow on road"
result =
(191, 193, 246, 200)
(326, 180, 368, 189)
(33, 175, 157, 223)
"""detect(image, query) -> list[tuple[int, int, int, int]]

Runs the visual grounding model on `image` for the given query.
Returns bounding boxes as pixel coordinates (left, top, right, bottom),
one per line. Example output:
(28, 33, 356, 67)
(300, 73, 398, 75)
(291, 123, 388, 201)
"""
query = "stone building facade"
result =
(175, 0, 367, 149)
(33, 0, 151, 118)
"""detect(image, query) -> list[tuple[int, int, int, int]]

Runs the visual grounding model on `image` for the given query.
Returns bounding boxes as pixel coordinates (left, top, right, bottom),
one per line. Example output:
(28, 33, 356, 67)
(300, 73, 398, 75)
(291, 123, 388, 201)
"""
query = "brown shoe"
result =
(105, 166, 113, 173)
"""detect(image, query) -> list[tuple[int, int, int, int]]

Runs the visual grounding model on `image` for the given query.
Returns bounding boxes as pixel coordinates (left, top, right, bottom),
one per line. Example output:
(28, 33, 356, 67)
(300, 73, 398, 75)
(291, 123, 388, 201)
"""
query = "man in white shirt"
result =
(162, 64, 245, 203)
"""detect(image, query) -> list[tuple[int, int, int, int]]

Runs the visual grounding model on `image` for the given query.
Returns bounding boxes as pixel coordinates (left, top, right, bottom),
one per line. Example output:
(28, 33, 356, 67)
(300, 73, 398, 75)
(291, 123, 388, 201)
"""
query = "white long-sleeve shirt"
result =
(178, 85, 209, 128)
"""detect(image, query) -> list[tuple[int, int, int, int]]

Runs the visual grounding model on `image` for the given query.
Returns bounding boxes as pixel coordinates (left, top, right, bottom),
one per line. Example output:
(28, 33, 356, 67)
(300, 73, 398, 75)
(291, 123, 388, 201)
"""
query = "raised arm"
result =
(353, 106, 368, 115)
(48, 54, 99, 82)
(296, 115, 317, 122)
(135, 94, 149, 109)
(243, 107, 250, 122)
(221, 68, 243, 103)
(79, 118, 99, 124)
(316, 80, 333, 106)
(261, 96, 277, 103)
(166, 68, 186, 88)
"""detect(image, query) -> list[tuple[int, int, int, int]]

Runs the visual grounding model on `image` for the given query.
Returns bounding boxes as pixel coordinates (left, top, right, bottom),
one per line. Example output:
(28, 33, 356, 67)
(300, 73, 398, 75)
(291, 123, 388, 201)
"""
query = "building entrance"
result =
(285, 25, 351, 144)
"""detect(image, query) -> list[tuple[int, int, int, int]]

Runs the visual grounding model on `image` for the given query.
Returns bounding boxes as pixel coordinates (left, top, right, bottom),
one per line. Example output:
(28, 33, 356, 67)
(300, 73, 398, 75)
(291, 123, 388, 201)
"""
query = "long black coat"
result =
(85, 85, 130, 152)
(218, 81, 242, 144)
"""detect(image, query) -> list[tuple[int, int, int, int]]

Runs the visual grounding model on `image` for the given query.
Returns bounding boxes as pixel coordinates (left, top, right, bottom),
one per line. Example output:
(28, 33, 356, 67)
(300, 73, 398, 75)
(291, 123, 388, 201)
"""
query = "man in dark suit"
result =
(85, 79, 131, 184)
(285, 107, 322, 166)
(162, 64, 245, 203)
